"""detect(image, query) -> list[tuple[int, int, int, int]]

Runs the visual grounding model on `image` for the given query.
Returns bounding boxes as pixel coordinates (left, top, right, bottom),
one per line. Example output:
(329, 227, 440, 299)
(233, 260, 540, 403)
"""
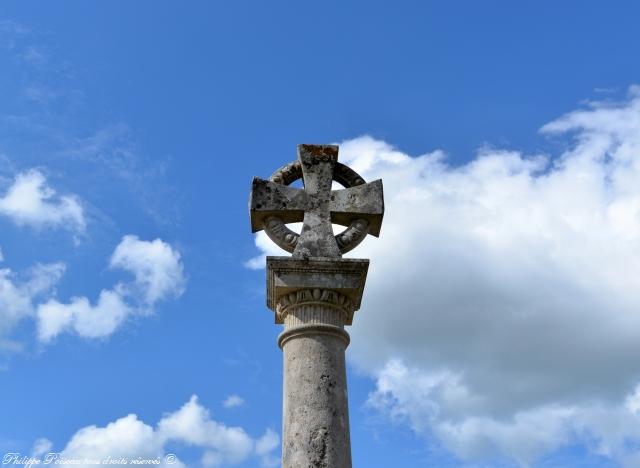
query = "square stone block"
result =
(266, 256, 369, 324)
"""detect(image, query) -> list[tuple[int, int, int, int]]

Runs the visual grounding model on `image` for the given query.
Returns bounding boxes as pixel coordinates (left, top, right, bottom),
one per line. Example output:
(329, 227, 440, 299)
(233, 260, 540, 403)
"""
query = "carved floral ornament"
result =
(274, 288, 355, 324)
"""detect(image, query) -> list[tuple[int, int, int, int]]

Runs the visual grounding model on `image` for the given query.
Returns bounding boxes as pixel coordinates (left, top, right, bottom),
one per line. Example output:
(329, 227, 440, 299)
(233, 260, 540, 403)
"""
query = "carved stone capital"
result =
(275, 288, 356, 325)
(266, 256, 369, 326)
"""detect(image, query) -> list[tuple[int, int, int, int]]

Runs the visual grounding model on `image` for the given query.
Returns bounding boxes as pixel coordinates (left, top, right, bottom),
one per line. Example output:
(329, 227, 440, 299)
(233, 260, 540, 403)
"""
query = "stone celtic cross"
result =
(249, 144, 384, 467)
(250, 144, 384, 258)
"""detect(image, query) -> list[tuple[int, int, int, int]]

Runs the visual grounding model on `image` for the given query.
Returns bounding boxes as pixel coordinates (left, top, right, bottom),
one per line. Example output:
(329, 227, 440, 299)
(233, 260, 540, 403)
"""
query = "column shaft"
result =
(266, 257, 369, 468)
(279, 304, 352, 468)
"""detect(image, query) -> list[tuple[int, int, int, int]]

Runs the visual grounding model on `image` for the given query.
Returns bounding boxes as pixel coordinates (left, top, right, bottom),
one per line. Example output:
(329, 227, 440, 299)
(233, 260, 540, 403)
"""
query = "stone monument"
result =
(249, 144, 384, 467)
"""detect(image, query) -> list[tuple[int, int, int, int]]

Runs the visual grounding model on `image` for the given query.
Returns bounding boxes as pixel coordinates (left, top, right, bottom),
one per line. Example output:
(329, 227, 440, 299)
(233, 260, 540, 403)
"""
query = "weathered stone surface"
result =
(249, 144, 384, 257)
(249, 144, 384, 468)
(266, 256, 369, 325)
(268, 256, 366, 468)
(280, 324, 351, 468)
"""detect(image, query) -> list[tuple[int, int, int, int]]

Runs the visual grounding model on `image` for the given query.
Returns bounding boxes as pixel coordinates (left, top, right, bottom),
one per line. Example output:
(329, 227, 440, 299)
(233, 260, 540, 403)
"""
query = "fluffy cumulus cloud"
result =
(0, 262, 65, 347)
(110, 235, 185, 304)
(37, 289, 131, 342)
(34, 395, 278, 468)
(37, 236, 184, 343)
(249, 87, 640, 466)
(0, 170, 85, 234)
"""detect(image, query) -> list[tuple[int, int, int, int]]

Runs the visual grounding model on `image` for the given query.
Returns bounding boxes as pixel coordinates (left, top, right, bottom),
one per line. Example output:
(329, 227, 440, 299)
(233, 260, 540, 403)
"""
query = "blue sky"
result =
(2, 2, 640, 467)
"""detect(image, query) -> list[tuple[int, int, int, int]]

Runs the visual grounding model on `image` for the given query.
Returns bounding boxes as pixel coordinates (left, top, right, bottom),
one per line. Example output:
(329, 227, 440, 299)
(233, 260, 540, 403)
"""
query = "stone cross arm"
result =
(327, 181, 384, 236)
(249, 144, 384, 258)
(249, 178, 384, 234)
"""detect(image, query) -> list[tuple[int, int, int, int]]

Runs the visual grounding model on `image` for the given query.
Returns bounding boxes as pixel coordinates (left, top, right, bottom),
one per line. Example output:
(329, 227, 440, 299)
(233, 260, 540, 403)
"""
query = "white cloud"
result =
(158, 396, 253, 465)
(37, 289, 131, 342)
(24, 263, 67, 297)
(368, 361, 579, 466)
(37, 395, 278, 468)
(0, 236, 183, 346)
(0, 262, 64, 338)
(249, 87, 640, 465)
(222, 394, 245, 409)
(244, 231, 275, 269)
(626, 385, 640, 416)
(62, 414, 170, 467)
(255, 429, 280, 467)
(0, 170, 85, 234)
(37, 236, 185, 343)
(0, 246, 4, 262)
(31, 438, 53, 458)
(110, 235, 185, 304)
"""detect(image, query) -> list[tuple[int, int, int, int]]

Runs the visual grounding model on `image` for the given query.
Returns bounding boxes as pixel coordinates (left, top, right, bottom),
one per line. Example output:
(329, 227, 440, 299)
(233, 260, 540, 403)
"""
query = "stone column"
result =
(267, 257, 369, 468)
(250, 143, 384, 466)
